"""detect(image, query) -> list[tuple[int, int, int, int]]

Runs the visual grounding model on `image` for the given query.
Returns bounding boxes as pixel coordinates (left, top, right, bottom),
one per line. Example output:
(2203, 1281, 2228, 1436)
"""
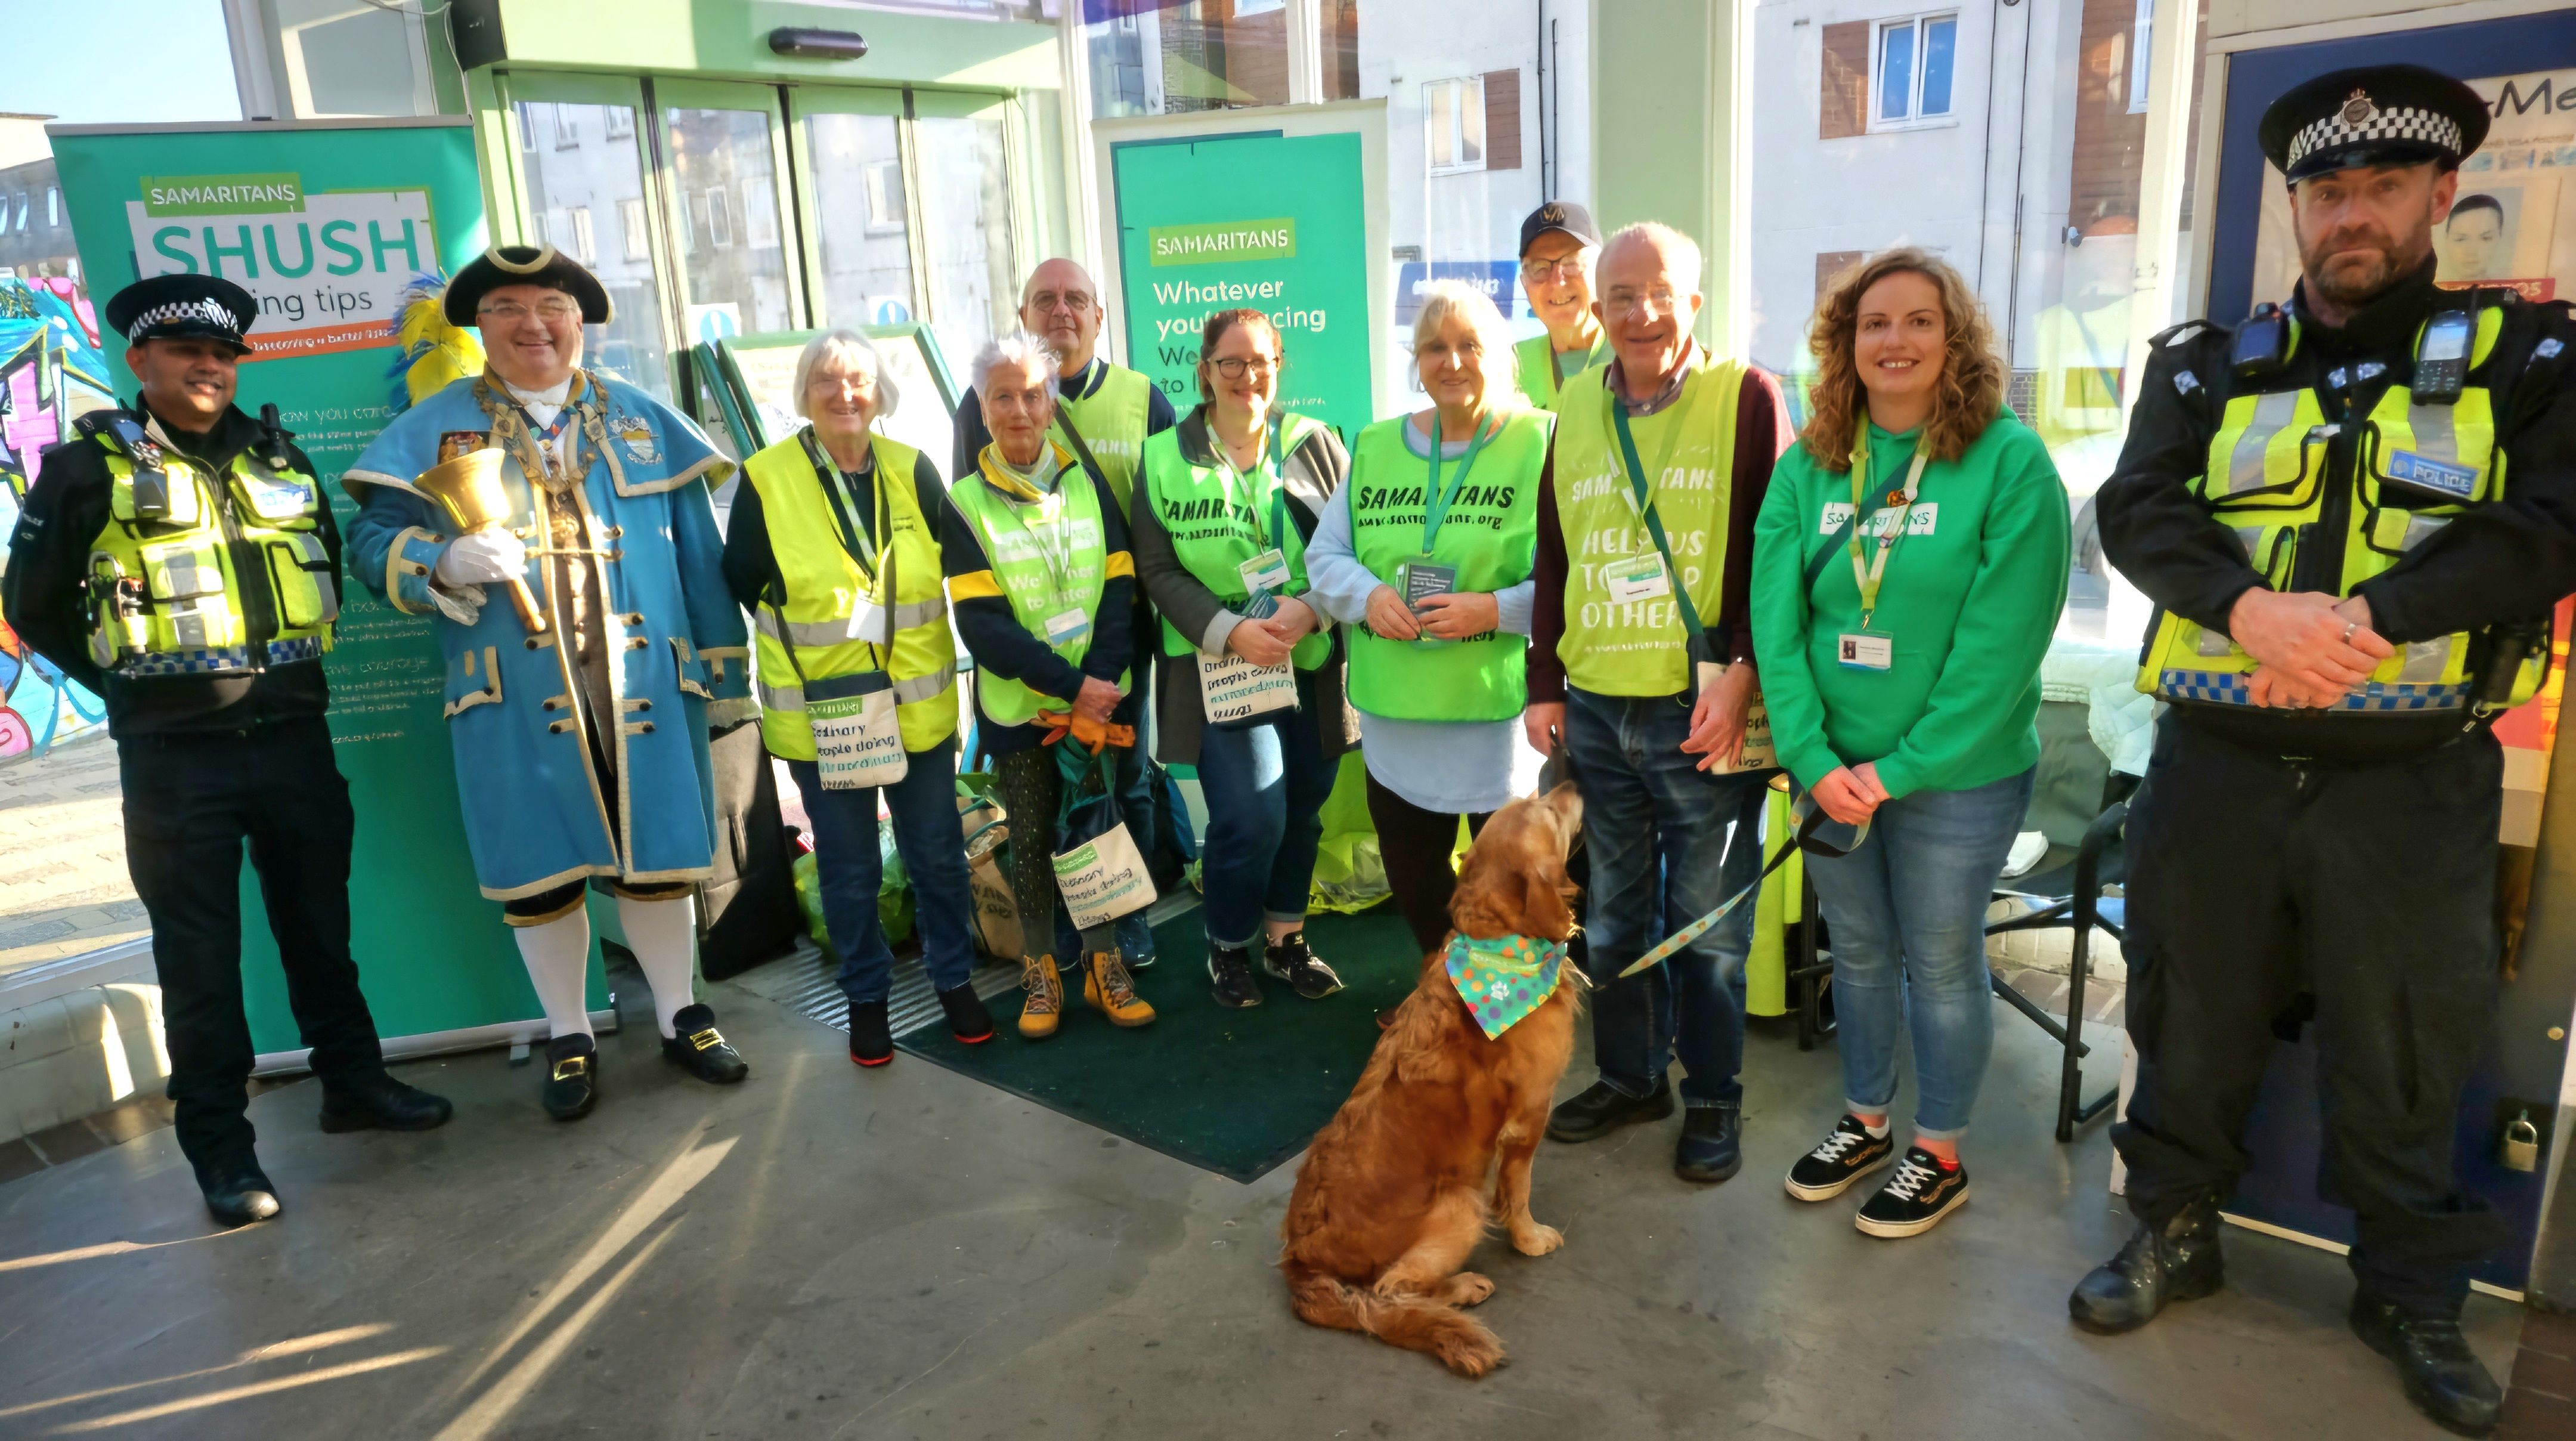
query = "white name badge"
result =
(1600, 552, 1671, 604)
(807, 685, 909, 791)
(846, 593, 891, 644)
(1199, 648, 1298, 725)
(1838, 633, 1894, 670)
(1043, 608, 1091, 648)
(1239, 548, 1291, 596)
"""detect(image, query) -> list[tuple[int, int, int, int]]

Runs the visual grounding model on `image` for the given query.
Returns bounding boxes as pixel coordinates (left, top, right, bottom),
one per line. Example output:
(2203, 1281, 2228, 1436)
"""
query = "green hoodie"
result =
(1750, 412, 2069, 800)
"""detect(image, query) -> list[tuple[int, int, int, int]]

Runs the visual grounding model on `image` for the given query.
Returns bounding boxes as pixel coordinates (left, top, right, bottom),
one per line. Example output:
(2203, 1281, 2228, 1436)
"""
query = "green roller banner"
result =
(1111, 131, 1373, 444)
(50, 120, 605, 1059)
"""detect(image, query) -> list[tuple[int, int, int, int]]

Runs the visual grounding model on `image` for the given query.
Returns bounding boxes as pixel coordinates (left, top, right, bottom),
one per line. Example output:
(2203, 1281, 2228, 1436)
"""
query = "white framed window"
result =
(706, 185, 733, 248)
(1425, 76, 1485, 175)
(2128, 0, 2154, 115)
(565, 205, 595, 264)
(606, 107, 634, 139)
(555, 108, 580, 149)
(863, 160, 907, 234)
(1869, 13, 1959, 130)
(46, 187, 60, 227)
(620, 197, 649, 261)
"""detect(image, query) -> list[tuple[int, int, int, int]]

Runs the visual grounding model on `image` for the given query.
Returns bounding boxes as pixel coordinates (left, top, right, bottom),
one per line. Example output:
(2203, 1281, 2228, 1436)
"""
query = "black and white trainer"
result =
(1785, 1114, 1896, 1202)
(1854, 1146, 1971, 1238)
(1262, 930, 1345, 1000)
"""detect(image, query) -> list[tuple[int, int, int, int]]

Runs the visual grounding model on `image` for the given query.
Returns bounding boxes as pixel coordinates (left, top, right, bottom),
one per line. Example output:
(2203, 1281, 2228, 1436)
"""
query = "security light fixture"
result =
(770, 28, 869, 61)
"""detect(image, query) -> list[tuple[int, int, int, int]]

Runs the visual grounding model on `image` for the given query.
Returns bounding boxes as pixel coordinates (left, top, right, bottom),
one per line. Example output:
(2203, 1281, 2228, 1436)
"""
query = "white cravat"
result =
(504, 376, 575, 474)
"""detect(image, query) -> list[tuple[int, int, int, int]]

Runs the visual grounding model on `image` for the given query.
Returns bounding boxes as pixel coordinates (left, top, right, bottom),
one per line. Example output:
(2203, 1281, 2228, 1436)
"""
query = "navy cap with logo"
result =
(2259, 64, 2490, 184)
(1518, 200, 1602, 258)
(104, 273, 258, 354)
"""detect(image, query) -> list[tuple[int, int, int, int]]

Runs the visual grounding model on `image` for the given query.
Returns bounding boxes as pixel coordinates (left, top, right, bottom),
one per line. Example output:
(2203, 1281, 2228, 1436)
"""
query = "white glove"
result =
(429, 584, 486, 627)
(436, 529, 527, 587)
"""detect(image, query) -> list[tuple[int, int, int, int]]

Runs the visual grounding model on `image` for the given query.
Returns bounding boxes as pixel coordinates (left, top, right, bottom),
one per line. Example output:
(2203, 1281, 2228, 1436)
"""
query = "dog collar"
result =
(1445, 933, 1567, 1040)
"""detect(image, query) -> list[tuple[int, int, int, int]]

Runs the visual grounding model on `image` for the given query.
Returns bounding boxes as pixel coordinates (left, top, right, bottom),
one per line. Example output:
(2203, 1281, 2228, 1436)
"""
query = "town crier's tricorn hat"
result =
(2259, 64, 2490, 184)
(441, 243, 614, 326)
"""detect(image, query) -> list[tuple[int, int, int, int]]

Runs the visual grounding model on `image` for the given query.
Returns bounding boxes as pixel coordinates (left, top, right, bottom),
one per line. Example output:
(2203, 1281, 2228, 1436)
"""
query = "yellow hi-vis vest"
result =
(80, 417, 337, 676)
(1053, 361, 1156, 517)
(1551, 356, 1747, 697)
(743, 431, 957, 757)
(2138, 301, 2548, 714)
(1514, 331, 1610, 413)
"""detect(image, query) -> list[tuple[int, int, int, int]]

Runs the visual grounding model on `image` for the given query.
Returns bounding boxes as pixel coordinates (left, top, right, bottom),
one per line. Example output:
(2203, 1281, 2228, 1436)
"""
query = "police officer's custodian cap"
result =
(105, 274, 257, 353)
(442, 243, 614, 327)
(1519, 201, 1603, 257)
(2259, 64, 2491, 184)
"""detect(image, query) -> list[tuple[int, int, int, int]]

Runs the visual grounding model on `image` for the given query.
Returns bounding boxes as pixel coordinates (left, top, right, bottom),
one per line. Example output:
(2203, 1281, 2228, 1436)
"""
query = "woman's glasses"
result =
(1207, 355, 1281, 380)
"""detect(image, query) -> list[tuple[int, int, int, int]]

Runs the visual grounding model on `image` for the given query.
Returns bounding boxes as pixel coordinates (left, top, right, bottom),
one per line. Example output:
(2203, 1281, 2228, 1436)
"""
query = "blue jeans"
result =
(1049, 738, 1159, 964)
(1193, 669, 1333, 947)
(1803, 767, 2033, 1138)
(1566, 686, 1767, 1108)
(790, 739, 977, 1006)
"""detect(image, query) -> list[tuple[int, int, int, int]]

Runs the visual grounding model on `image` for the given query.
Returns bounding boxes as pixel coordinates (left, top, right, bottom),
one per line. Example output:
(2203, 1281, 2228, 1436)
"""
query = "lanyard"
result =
(1846, 420, 1933, 628)
(1607, 389, 1707, 640)
(1215, 416, 1289, 552)
(1004, 452, 1086, 609)
(1420, 413, 1496, 554)
(801, 430, 887, 580)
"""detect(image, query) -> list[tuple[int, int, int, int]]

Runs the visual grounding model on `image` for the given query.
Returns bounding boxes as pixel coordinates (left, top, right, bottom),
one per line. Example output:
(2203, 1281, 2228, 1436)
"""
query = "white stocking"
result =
(617, 894, 700, 1039)
(512, 908, 595, 1041)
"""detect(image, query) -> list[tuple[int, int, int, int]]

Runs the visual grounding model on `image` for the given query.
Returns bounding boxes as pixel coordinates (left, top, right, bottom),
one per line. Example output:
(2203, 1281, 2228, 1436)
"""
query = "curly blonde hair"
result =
(1799, 248, 2004, 472)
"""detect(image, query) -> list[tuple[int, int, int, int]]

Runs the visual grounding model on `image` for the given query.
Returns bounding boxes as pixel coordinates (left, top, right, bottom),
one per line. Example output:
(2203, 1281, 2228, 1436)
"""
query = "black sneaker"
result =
(1785, 1115, 1896, 1202)
(542, 1033, 597, 1121)
(848, 998, 893, 1067)
(1546, 1077, 1674, 1142)
(1208, 943, 1264, 1009)
(1854, 1146, 1970, 1238)
(2350, 1292, 2504, 1436)
(1262, 930, 1344, 999)
(662, 1003, 750, 1084)
(937, 982, 996, 1044)
(1674, 1103, 1743, 1184)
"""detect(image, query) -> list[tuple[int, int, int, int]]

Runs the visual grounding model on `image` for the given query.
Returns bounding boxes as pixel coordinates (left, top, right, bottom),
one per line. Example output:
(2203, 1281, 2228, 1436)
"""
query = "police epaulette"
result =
(2149, 320, 2216, 350)
(73, 409, 143, 454)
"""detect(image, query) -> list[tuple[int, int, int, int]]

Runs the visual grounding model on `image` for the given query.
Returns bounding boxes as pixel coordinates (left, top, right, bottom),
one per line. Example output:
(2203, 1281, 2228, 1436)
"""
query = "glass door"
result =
(499, 72, 677, 399)
(788, 86, 919, 332)
(654, 79, 803, 349)
(908, 92, 1022, 385)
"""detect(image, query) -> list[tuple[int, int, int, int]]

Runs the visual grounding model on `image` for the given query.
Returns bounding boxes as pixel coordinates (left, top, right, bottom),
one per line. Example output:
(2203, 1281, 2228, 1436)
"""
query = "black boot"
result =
(848, 999, 894, 1067)
(1546, 1077, 1674, 1142)
(2350, 1293, 2503, 1437)
(542, 1034, 598, 1121)
(662, 1003, 750, 1084)
(197, 1156, 281, 1228)
(937, 982, 996, 1044)
(2068, 1196, 2224, 1333)
(1673, 1103, 1743, 1184)
(318, 1073, 454, 1133)
(1208, 942, 1264, 1009)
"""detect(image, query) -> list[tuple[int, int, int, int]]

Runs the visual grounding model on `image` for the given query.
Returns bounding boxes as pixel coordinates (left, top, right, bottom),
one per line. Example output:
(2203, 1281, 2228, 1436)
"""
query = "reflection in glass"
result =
(1083, 1, 1295, 117)
(1921, 17, 1956, 117)
(806, 112, 919, 330)
(1878, 23, 1915, 121)
(664, 107, 794, 344)
(512, 100, 670, 398)
(914, 116, 1016, 388)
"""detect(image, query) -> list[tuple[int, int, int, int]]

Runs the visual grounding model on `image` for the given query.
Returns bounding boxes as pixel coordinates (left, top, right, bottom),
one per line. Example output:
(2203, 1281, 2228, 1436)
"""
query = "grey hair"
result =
(1410, 280, 1524, 409)
(1599, 221, 1705, 296)
(790, 328, 902, 422)
(971, 331, 1061, 404)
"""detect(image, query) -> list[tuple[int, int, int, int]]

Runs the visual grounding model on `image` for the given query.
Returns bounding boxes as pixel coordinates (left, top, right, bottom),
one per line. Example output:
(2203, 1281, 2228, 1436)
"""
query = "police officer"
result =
(1511, 202, 1611, 412)
(2082, 66, 2576, 1435)
(1, 276, 452, 1228)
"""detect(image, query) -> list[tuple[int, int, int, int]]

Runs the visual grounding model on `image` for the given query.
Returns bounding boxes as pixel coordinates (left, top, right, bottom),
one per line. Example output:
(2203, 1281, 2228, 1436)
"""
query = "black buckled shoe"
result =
(2069, 1195, 2224, 1333)
(1262, 930, 1345, 1000)
(937, 982, 996, 1044)
(1546, 1077, 1675, 1143)
(848, 999, 894, 1067)
(663, 1003, 750, 1084)
(318, 1074, 454, 1133)
(542, 1034, 599, 1121)
(1674, 1103, 1744, 1184)
(197, 1158, 282, 1228)
(2350, 1294, 2504, 1437)
(1208, 943, 1264, 1009)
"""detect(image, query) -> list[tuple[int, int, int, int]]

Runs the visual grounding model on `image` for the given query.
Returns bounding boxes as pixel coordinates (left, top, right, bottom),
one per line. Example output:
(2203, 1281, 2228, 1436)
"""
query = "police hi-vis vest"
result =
(1552, 356, 1748, 697)
(79, 415, 337, 676)
(1054, 361, 1156, 516)
(1139, 413, 1332, 671)
(1345, 409, 1550, 720)
(2139, 299, 2549, 715)
(1513, 331, 1610, 414)
(743, 431, 956, 757)
(946, 442, 1129, 727)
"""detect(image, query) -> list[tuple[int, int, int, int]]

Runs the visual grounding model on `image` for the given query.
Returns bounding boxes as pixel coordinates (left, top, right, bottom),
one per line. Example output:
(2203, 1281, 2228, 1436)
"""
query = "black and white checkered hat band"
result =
(127, 298, 240, 339)
(2287, 105, 2462, 173)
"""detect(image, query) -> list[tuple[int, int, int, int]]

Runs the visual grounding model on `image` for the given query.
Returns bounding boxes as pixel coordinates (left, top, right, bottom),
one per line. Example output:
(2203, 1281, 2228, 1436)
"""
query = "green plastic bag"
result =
(788, 824, 916, 952)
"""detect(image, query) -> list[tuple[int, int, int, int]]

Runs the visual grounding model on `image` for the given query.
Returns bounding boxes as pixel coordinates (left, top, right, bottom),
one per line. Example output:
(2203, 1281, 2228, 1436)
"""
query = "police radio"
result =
(2412, 310, 2473, 407)
(103, 413, 172, 519)
(258, 403, 296, 470)
(2232, 302, 2293, 380)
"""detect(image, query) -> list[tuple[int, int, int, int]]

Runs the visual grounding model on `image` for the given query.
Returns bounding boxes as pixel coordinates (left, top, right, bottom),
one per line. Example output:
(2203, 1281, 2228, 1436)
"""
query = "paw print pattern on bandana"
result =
(1444, 933, 1568, 1040)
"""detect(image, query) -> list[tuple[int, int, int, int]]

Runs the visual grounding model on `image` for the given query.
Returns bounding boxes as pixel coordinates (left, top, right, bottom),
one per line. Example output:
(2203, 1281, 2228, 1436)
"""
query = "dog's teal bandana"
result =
(1444, 933, 1568, 1040)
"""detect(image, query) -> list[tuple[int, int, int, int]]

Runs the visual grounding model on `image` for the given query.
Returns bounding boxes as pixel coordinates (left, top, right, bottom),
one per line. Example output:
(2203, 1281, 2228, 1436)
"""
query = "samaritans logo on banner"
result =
(123, 166, 438, 360)
(1149, 218, 1297, 266)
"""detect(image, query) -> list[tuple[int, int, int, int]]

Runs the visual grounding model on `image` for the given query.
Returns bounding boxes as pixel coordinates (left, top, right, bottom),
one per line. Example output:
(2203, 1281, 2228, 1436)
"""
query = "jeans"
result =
(1049, 737, 1159, 964)
(1804, 766, 2033, 1139)
(790, 737, 977, 1005)
(1194, 669, 1334, 947)
(1565, 686, 1767, 1108)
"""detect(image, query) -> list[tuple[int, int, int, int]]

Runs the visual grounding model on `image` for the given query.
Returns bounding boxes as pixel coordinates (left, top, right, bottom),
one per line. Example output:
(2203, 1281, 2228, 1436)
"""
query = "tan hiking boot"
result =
(1083, 950, 1156, 1028)
(1018, 955, 1064, 1040)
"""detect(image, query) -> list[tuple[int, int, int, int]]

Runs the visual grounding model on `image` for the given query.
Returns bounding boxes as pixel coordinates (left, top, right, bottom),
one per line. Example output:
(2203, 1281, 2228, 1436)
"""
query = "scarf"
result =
(1444, 932, 1568, 1040)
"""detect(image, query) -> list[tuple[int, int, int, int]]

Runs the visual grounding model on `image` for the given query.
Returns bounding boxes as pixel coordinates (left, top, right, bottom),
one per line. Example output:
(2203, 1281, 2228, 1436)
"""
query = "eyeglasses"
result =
(1521, 256, 1586, 284)
(1207, 355, 1280, 379)
(478, 298, 581, 324)
(1604, 287, 1682, 317)
(1026, 290, 1095, 315)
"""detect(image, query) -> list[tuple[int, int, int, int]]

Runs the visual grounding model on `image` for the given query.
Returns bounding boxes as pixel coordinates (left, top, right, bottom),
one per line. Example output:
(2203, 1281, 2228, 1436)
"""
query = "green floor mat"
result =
(896, 903, 1426, 1182)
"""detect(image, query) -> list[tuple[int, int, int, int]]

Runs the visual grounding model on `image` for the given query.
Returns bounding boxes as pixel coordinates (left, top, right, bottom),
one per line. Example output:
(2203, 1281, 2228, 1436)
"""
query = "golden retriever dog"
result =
(1277, 782, 1584, 1377)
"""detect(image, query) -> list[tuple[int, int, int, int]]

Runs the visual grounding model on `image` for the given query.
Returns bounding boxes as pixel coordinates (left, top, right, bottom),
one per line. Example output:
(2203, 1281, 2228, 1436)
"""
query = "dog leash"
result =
(1615, 801, 1866, 979)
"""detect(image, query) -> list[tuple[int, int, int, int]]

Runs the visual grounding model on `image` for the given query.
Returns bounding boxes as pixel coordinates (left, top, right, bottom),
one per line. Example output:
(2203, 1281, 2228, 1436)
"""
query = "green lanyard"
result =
(1846, 420, 1932, 629)
(1420, 413, 1496, 554)
(1215, 416, 1290, 552)
(801, 429, 886, 579)
(1607, 389, 1705, 641)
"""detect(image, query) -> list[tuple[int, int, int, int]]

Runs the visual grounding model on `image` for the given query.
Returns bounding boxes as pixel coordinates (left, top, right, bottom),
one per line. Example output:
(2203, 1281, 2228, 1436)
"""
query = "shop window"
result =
(620, 197, 649, 262)
(1426, 76, 1485, 175)
(1872, 13, 1958, 129)
(511, 100, 670, 400)
(807, 110, 919, 333)
(913, 114, 1016, 386)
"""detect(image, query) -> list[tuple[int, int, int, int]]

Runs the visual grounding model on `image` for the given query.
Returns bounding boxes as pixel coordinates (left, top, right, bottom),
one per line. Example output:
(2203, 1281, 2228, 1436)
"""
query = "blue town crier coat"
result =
(343, 369, 755, 902)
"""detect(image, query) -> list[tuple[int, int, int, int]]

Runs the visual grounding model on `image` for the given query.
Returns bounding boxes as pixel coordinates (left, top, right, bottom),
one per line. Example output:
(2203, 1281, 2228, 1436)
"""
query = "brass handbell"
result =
(415, 448, 546, 634)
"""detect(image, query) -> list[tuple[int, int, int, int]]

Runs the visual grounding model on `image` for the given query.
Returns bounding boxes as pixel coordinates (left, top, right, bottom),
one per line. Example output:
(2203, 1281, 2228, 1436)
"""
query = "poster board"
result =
(47, 120, 600, 1062)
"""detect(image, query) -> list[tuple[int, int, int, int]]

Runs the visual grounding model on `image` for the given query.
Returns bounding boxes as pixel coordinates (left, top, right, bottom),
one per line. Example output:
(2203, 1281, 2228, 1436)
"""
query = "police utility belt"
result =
(2136, 290, 2554, 724)
(78, 407, 338, 679)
